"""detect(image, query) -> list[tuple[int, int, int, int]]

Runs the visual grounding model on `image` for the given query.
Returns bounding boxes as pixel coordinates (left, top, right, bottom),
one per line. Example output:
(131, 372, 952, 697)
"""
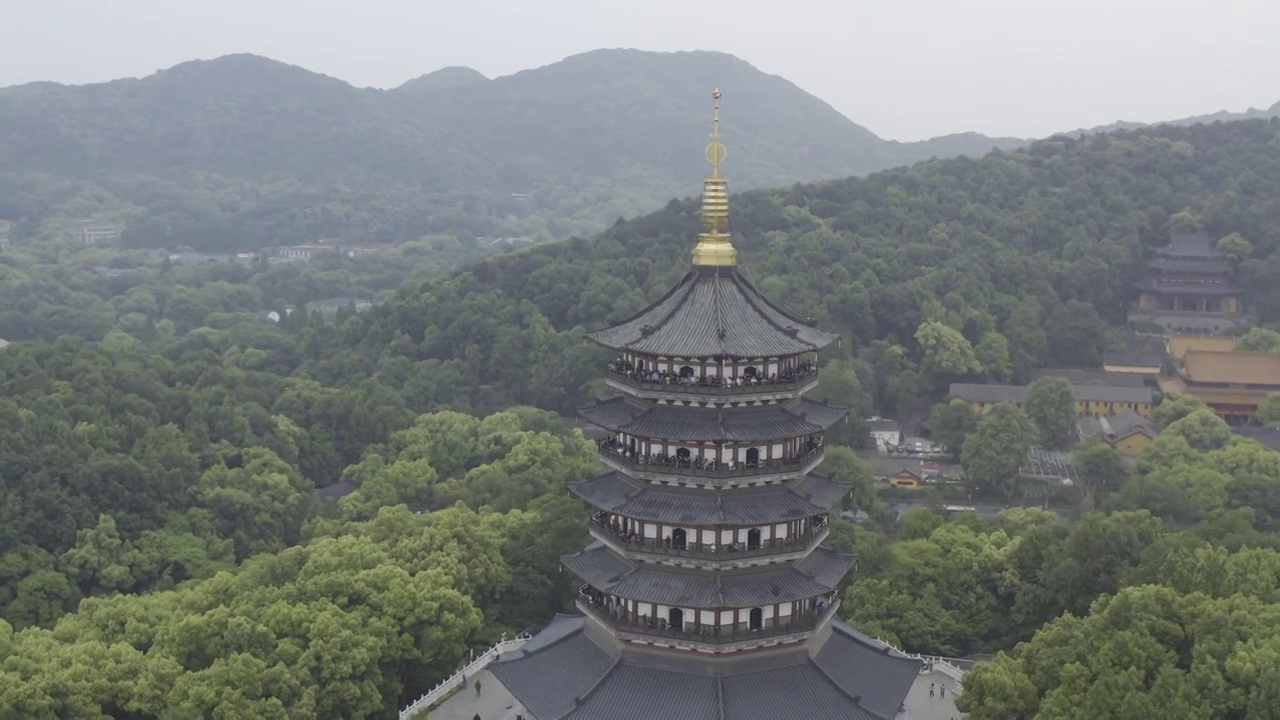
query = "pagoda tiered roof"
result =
(571, 471, 848, 526)
(579, 396, 846, 442)
(489, 613, 922, 720)
(561, 541, 853, 608)
(1155, 231, 1225, 259)
(1147, 257, 1232, 274)
(585, 266, 839, 358)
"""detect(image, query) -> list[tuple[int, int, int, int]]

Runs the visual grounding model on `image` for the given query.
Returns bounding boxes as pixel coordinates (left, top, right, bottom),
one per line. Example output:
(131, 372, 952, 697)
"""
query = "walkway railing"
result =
(606, 368, 817, 396)
(590, 515, 828, 562)
(598, 439, 824, 480)
(398, 633, 532, 720)
(875, 637, 969, 689)
(576, 587, 838, 645)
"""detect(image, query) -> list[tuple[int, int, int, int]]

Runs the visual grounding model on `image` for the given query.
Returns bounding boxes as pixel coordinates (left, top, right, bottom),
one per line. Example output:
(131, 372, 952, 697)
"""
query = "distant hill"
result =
(1061, 100, 1280, 137)
(0, 49, 1024, 249)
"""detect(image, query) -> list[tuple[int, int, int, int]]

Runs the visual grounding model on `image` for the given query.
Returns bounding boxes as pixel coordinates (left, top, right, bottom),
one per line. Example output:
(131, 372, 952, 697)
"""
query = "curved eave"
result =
(578, 397, 847, 443)
(584, 267, 839, 359)
(562, 542, 854, 609)
(570, 471, 849, 526)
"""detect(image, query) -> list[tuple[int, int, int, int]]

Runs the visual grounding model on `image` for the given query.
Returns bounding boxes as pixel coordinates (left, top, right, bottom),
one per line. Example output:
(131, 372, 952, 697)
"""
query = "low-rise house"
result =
(949, 382, 1155, 419)
(63, 222, 124, 245)
(1158, 349, 1280, 422)
(1103, 335, 1166, 378)
(867, 418, 903, 452)
(1077, 411, 1159, 457)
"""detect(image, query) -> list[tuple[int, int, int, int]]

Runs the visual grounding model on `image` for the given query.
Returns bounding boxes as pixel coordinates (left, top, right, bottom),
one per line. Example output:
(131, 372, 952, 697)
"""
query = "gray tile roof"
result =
(562, 542, 854, 608)
(1157, 231, 1222, 258)
(948, 382, 1153, 405)
(488, 616, 614, 720)
(585, 267, 840, 358)
(1238, 426, 1280, 451)
(1148, 257, 1232, 274)
(579, 397, 846, 442)
(1079, 411, 1157, 442)
(570, 472, 848, 525)
(571, 664, 720, 720)
(812, 621, 925, 718)
(721, 662, 879, 720)
(1029, 368, 1149, 387)
(485, 615, 920, 720)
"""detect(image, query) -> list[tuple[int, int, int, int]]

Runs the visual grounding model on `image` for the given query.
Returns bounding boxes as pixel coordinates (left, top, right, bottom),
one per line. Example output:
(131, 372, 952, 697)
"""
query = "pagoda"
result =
(1131, 231, 1243, 333)
(488, 91, 922, 720)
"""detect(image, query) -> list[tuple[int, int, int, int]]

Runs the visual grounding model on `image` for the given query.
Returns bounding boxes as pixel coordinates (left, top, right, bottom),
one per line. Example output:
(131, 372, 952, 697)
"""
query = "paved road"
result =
(426, 669, 523, 720)
(900, 668, 964, 719)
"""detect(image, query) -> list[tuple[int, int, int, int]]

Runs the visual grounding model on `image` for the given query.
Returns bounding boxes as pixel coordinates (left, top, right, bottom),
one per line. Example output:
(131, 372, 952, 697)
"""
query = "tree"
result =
(1162, 408, 1232, 452)
(1257, 392, 1280, 426)
(1022, 377, 1077, 447)
(1216, 232, 1254, 265)
(1237, 327, 1280, 352)
(1151, 395, 1210, 430)
(818, 446, 876, 512)
(1073, 440, 1126, 489)
(925, 399, 981, 458)
(961, 403, 1038, 496)
(915, 320, 982, 385)
(974, 331, 1013, 383)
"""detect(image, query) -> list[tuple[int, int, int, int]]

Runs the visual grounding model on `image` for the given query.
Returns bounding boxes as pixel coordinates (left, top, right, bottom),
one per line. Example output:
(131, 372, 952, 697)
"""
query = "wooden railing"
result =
(590, 516, 828, 561)
(598, 439, 824, 480)
(606, 368, 817, 396)
(575, 587, 838, 646)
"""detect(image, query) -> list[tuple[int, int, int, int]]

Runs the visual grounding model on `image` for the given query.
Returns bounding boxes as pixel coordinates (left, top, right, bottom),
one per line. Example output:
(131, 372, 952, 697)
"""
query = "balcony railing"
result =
(591, 513, 829, 561)
(576, 585, 838, 646)
(606, 366, 818, 397)
(598, 438, 824, 480)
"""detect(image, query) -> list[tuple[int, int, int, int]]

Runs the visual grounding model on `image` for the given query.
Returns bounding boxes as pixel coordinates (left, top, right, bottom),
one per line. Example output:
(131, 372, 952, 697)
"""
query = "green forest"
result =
(0, 49, 1022, 250)
(2, 118, 1280, 717)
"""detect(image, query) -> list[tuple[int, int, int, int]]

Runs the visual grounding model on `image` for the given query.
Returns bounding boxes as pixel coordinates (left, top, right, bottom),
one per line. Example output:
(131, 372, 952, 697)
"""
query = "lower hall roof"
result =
(562, 541, 853, 609)
(488, 613, 922, 720)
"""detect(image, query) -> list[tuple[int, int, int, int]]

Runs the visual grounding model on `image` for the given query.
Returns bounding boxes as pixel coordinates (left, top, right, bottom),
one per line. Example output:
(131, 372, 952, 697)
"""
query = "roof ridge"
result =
(584, 270, 696, 337)
(807, 654, 886, 719)
(731, 270, 817, 348)
(566, 657, 623, 717)
(715, 666, 727, 720)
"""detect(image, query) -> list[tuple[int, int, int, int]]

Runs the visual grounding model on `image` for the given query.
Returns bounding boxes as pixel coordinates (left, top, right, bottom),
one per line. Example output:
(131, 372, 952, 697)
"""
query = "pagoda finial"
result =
(692, 88, 737, 267)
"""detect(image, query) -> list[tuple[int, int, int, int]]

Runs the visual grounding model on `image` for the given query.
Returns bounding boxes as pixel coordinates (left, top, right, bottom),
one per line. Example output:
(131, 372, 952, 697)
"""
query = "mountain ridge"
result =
(0, 49, 1272, 250)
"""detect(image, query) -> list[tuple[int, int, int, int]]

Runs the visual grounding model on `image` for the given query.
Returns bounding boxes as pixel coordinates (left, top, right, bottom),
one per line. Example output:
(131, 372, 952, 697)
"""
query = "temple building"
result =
(1130, 231, 1244, 333)
(486, 92, 924, 719)
(1158, 349, 1280, 422)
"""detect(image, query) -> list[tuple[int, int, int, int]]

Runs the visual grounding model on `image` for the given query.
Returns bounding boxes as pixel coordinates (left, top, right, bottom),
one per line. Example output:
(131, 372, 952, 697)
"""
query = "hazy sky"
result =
(2, 0, 1276, 141)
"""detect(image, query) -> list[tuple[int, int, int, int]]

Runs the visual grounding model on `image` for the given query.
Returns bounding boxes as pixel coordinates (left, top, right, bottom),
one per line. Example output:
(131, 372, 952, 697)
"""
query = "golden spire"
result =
(692, 88, 737, 267)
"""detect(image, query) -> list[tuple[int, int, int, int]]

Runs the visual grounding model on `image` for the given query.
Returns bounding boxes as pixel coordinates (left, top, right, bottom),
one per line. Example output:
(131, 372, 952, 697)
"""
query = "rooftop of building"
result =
(1181, 349, 1280, 386)
(571, 471, 847, 526)
(1167, 335, 1237, 360)
(585, 266, 840, 359)
(1103, 335, 1168, 369)
(1030, 367, 1151, 386)
(867, 418, 902, 432)
(1078, 411, 1158, 442)
(1147, 257, 1232, 274)
(579, 396, 846, 442)
(1236, 425, 1280, 452)
(1156, 375, 1271, 407)
(948, 382, 1154, 405)
(1156, 231, 1224, 259)
(488, 613, 922, 720)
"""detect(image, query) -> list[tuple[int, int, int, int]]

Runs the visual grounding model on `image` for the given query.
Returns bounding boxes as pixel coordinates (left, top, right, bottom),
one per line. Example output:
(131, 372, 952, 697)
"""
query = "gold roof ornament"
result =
(691, 88, 738, 267)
